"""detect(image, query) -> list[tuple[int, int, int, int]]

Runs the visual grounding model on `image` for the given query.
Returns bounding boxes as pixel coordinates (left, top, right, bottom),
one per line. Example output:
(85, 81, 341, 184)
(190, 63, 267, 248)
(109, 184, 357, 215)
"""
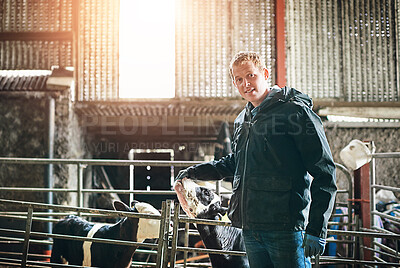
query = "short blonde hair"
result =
(229, 51, 266, 80)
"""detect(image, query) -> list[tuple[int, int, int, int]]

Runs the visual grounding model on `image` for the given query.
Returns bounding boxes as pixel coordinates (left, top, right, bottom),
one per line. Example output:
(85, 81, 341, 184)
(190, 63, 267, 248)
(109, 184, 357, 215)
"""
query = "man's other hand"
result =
(302, 233, 326, 258)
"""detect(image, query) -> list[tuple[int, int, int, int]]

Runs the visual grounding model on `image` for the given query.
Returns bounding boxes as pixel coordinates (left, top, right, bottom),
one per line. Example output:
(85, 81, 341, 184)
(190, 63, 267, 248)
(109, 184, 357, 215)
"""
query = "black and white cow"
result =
(50, 200, 161, 267)
(174, 178, 249, 268)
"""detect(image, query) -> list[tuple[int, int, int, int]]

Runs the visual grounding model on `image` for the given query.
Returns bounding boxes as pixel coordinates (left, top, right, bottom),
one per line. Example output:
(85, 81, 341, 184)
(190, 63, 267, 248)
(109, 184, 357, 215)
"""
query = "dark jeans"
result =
(242, 229, 311, 268)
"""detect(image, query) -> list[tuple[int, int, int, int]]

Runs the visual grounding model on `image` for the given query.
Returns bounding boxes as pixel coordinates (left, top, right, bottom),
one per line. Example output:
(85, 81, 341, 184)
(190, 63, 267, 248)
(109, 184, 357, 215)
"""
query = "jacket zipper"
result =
(241, 120, 254, 229)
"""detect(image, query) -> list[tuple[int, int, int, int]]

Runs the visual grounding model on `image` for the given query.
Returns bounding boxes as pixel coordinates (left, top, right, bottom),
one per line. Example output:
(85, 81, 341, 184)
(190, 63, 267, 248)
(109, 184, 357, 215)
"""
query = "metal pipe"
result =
(45, 96, 55, 254)
(128, 149, 135, 205)
(370, 152, 376, 229)
(371, 152, 400, 158)
(0, 187, 178, 195)
(372, 211, 400, 224)
(21, 206, 33, 268)
(156, 201, 167, 267)
(184, 222, 189, 268)
(328, 229, 400, 240)
(0, 157, 202, 167)
(371, 184, 400, 193)
(170, 202, 180, 267)
(77, 164, 86, 214)
(0, 199, 161, 220)
(0, 228, 158, 249)
(162, 200, 173, 268)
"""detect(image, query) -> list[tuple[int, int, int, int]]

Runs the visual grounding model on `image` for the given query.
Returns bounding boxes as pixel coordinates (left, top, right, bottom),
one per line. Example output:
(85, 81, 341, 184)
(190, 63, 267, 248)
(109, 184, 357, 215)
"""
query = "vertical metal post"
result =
(21, 206, 33, 268)
(184, 222, 189, 268)
(170, 151, 175, 188)
(45, 96, 55, 255)
(128, 149, 134, 205)
(156, 201, 167, 268)
(170, 202, 180, 267)
(77, 164, 85, 215)
(315, 254, 320, 268)
(162, 200, 173, 268)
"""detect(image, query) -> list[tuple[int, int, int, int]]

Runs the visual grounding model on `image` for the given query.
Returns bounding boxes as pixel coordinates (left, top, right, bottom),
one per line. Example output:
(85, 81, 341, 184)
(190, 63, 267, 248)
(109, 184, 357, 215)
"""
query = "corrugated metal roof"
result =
(0, 70, 51, 91)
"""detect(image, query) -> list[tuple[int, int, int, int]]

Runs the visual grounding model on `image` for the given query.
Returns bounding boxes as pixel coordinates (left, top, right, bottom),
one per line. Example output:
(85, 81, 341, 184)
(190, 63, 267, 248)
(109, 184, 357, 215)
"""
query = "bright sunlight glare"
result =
(119, 0, 175, 98)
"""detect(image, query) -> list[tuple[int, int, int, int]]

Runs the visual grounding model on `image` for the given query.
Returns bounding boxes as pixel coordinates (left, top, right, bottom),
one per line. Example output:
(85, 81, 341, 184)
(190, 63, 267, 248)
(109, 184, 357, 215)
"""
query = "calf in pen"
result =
(174, 177, 250, 268)
(51, 200, 161, 267)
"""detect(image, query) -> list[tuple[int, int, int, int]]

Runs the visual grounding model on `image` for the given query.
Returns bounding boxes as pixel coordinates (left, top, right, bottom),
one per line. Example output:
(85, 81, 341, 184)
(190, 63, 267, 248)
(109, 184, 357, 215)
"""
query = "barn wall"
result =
(0, 91, 86, 211)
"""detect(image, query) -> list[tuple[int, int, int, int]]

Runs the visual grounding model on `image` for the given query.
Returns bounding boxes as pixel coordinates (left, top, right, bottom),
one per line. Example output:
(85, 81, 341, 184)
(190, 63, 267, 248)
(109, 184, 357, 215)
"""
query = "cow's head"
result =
(132, 201, 162, 242)
(174, 178, 228, 220)
(113, 200, 161, 242)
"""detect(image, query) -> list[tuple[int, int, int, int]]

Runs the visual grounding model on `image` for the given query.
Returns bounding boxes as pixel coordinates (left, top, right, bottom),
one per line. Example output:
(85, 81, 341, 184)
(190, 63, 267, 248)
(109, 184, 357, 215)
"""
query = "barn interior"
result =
(0, 0, 400, 267)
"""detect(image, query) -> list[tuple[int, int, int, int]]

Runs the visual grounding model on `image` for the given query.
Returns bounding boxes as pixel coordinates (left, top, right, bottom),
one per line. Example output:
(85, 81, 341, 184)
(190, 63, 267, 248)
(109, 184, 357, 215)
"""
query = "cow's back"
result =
(51, 215, 93, 265)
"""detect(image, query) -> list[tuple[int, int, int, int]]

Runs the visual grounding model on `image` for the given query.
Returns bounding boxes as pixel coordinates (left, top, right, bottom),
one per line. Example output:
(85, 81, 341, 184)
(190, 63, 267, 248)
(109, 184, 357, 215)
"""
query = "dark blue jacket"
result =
(188, 87, 337, 238)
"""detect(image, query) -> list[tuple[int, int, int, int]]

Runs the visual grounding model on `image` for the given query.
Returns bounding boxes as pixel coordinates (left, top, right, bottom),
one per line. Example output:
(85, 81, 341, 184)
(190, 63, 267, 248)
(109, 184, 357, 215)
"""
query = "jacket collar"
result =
(245, 87, 284, 118)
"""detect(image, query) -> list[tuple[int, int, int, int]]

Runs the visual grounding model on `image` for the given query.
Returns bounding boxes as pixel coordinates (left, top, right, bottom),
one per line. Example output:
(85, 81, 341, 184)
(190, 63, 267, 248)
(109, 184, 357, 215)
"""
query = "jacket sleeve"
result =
(290, 105, 337, 238)
(188, 153, 236, 181)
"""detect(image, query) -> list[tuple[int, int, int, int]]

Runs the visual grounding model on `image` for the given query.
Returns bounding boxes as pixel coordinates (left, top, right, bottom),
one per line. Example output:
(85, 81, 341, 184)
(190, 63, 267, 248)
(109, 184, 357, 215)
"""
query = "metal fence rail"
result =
(1, 157, 400, 267)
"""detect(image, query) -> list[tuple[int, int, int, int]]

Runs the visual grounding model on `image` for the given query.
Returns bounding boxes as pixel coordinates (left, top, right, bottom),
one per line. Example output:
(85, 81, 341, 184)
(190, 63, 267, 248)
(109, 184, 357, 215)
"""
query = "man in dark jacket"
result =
(176, 51, 337, 267)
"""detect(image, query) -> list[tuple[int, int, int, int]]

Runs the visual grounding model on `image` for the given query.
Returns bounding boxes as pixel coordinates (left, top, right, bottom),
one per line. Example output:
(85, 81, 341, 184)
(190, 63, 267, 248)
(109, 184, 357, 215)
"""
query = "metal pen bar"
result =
(371, 152, 400, 158)
(21, 206, 33, 268)
(178, 216, 232, 226)
(363, 244, 400, 261)
(372, 211, 400, 224)
(0, 157, 202, 167)
(162, 200, 173, 268)
(170, 202, 180, 268)
(317, 256, 400, 267)
(77, 164, 85, 215)
(175, 246, 246, 256)
(328, 229, 400, 240)
(371, 184, 400, 193)
(0, 256, 88, 268)
(156, 201, 167, 268)
(372, 241, 400, 258)
(184, 222, 189, 268)
(0, 199, 161, 220)
(0, 187, 178, 195)
(0, 228, 159, 248)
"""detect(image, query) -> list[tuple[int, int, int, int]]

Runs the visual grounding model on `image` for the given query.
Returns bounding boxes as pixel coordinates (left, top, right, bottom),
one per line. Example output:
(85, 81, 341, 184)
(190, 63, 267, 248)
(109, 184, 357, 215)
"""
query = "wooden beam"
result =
(318, 107, 400, 119)
(0, 32, 73, 41)
(314, 100, 400, 108)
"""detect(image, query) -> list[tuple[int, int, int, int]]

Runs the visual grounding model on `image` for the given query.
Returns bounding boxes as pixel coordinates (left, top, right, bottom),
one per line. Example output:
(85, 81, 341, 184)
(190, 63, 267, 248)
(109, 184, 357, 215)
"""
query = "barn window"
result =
(119, 0, 175, 99)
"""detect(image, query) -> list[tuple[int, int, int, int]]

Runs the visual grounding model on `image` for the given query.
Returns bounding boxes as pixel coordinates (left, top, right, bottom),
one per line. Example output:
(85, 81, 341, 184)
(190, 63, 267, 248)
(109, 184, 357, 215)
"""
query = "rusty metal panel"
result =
(286, 0, 398, 102)
(175, 0, 275, 98)
(0, 0, 73, 70)
(341, 0, 398, 102)
(78, 0, 119, 101)
(0, 0, 72, 32)
(0, 41, 73, 70)
(286, 0, 342, 100)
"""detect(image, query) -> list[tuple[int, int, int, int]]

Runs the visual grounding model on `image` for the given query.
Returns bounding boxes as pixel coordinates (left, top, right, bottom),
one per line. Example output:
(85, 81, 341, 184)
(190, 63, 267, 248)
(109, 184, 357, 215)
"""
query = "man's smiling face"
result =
(232, 61, 269, 107)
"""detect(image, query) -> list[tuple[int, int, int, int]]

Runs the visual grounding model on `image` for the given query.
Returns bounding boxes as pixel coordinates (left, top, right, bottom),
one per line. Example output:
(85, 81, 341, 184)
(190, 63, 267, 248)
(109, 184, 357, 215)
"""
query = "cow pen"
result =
(0, 156, 400, 267)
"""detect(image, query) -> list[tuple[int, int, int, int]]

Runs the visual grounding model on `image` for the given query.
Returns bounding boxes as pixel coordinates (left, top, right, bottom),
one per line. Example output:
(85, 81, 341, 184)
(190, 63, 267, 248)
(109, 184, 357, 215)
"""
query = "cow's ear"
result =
(131, 200, 139, 207)
(113, 200, 131, 212)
